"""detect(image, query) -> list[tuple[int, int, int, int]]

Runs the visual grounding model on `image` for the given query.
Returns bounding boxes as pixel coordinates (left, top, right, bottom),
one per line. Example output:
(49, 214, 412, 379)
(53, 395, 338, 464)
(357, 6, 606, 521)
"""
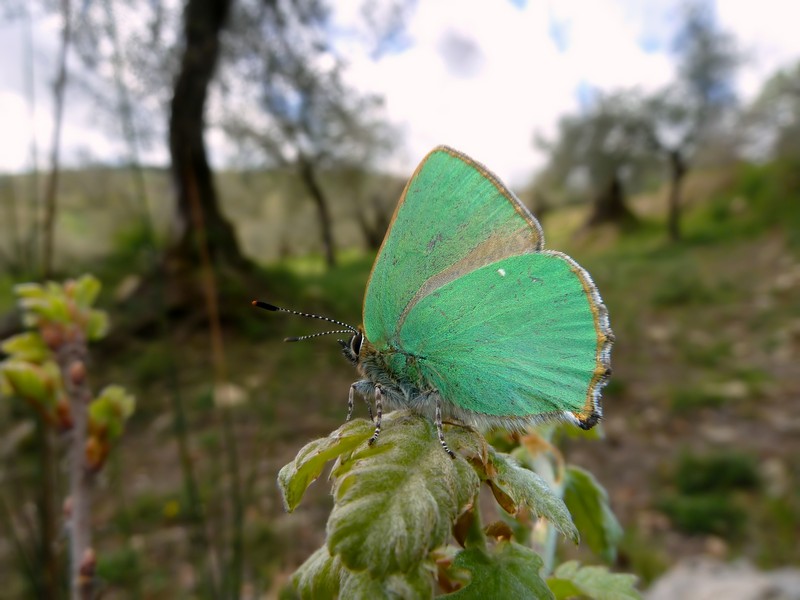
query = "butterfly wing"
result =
(396, 251, 612, 425)
(363, 146, 611, 425)
(364, 146, 543, 349)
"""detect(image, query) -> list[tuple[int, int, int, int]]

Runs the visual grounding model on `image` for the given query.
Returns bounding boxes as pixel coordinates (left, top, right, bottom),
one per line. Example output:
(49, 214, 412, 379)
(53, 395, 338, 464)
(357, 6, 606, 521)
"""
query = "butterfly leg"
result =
(346, 384, 356, 422)
(368, 384, 384, 446)
(435, 399, 456, 459)
(364, 396, 374, 422)
(348, 380, 375, 423)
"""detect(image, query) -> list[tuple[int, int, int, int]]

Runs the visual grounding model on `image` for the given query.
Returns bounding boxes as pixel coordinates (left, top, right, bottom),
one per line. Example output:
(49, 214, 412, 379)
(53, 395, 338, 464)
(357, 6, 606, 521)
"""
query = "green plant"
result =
(658, 450, 761, 539)
(669, 386, 727, 413)
(0, 275, 135, 598)
(278, 411, 641, 599)
(658, 493, 746, 537)
(674, 451, 760, 494)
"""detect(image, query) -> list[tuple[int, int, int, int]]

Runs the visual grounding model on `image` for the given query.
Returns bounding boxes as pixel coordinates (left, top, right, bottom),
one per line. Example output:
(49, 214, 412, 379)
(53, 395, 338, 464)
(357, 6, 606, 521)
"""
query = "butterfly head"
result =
(338, 329, 364, 365)
(252, 300, 364, 360)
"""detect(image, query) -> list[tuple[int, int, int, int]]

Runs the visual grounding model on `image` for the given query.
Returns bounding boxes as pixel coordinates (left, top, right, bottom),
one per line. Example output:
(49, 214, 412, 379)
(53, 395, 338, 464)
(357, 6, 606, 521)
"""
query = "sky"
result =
(1, 0, 799, 187)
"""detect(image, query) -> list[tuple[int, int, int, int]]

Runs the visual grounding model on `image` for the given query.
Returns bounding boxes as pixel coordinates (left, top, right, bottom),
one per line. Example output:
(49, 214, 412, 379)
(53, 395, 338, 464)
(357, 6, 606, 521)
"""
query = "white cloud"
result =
(336, 0, 677, 186)
(0, 92, 35, 172)
(1, 0, 799, 187)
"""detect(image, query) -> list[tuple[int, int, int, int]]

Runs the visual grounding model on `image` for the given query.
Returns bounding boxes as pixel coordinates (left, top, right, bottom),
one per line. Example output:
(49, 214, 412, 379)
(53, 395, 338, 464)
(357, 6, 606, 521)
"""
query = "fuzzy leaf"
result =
(292, 545, 344, 600)
(563, 467, 622, 563)
(13, 282, 45, 300)
(547, 561, 642, 600)
(0, 361, 56, 405)
(89, 385, 136, 439)
(327, 411, 480, 576)
(86, 310, 109, 341)
(21, 292, 70, 324)
(340, 563, 433, 599)
(1, 332, 50, 363)
(72, 274, 101, 309)
(278, 419, 374, 512)
(441, 541, 553, 599)
(486, 449, 578, 543)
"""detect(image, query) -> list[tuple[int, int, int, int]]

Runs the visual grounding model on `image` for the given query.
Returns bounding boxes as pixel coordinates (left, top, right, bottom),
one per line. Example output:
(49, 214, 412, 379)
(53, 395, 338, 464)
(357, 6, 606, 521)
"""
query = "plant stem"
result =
(37, 416, 60, 598)
(57, 336, 95, 600)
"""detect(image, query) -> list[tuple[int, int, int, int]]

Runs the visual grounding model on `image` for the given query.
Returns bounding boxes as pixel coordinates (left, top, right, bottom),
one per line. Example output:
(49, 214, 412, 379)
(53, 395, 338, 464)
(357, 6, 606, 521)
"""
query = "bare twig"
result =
(41, 0, 73, 278)
(23, 4, 41, 271)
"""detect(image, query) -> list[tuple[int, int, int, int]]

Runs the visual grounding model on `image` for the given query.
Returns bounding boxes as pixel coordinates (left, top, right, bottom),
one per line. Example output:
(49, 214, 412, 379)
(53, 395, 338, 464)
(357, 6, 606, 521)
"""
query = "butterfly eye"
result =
(350, 332, 363, 357)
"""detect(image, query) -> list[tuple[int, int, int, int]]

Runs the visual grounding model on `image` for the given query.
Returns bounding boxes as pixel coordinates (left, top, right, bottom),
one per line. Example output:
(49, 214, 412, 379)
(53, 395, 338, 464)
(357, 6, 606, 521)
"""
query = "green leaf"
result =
(89, 385, 136, 439)
(327, 411, 480, 576)
(545, 577, 584, 599)
(86, 310, 109, 341)
(441, 541, 553, 600)
(1, 332, 50, 363)
(72, 274, 102, 309)
(278, 419, 374, 512)
(0, 360, 57, 405)
(562, 467, 622, 563)
(13, 282, 45, 300)
(340, 563, 433, 599)
(486, 449, 578, 543)
(547, 561, 642, 600)
(292, 545, 344, 600)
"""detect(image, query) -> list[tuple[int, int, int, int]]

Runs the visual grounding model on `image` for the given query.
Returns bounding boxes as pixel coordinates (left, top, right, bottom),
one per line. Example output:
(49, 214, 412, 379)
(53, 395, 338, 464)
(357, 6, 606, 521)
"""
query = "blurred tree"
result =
(221, 0, 396, 268)
(642, 1, 740, 240)
(746, 60, 800, 161)
(167, 0, 250, 273)
(536, 90, 654, 228)
(6, 0, 405, 274)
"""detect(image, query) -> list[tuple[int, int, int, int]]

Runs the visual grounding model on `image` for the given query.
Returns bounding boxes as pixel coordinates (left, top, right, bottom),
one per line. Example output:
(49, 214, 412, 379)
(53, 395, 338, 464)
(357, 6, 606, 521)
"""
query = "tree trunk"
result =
(667, 149, 687, 241)
(168, 0, 248, 272)
(297, 154, 337, 267)
(586, 171, 635, 227)
(354, 193, 392, 251)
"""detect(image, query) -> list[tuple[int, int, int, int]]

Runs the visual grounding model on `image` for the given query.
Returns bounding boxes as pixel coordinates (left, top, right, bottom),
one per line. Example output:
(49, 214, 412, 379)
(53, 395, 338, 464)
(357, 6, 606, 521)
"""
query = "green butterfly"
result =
(256, 146, 613, 457)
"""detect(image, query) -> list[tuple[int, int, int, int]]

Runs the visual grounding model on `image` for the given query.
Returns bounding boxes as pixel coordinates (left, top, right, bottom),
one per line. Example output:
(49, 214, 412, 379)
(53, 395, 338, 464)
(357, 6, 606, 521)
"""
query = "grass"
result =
(658, 493, 748, 538)
(669, 386, 728, 413)
(657, 450, 761, 539)
(673, 451, 760, 494)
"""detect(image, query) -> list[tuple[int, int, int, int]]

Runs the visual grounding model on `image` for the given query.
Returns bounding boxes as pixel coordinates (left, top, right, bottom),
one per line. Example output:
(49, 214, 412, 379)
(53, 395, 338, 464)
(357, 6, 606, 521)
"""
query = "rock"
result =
(647, 558, 800, 600)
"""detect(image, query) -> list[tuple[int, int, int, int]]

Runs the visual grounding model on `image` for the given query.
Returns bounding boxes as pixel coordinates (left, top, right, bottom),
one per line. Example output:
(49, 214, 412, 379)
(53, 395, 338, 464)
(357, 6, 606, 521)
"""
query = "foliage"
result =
(547, 561, 641, 600)
(658, 492, 746, 538)
(279, 411, 641, 598)
(535, 89, 656, 204)
(562, 466, 623, 564)
(673, 451, 760, 494)
(0, 274, 135, 595)
(658, 450, 761, 539)
(746, 59, 800, 161)
(1, 276, 134, 457)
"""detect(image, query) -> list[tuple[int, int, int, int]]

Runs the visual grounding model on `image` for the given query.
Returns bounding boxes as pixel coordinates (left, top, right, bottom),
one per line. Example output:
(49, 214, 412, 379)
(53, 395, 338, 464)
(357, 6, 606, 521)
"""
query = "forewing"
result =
(363, 146, 543, 349)
(397, 252, 612, 422)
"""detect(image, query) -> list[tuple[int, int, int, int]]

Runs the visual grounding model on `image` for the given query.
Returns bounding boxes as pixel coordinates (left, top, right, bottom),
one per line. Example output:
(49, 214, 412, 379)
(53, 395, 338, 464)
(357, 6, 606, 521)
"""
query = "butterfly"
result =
(255, 146, 613, 457)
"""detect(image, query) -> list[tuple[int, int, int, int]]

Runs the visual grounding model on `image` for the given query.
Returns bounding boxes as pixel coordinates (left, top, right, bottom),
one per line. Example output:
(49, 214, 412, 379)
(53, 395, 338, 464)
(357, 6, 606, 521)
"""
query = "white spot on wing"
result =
(497, 268, 506, 277)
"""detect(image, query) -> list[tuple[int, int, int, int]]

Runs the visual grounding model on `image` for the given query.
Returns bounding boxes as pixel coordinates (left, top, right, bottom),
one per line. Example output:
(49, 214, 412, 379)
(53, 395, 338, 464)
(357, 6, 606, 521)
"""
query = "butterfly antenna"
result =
(284, 330, 354, 343)
(252, 301, 358, 338)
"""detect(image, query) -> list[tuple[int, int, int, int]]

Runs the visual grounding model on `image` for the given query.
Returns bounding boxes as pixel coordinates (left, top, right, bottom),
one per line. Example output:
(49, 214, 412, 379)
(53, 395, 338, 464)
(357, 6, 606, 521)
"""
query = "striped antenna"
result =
(284, 330, 354, 343)
(252, 301, 358, 340)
